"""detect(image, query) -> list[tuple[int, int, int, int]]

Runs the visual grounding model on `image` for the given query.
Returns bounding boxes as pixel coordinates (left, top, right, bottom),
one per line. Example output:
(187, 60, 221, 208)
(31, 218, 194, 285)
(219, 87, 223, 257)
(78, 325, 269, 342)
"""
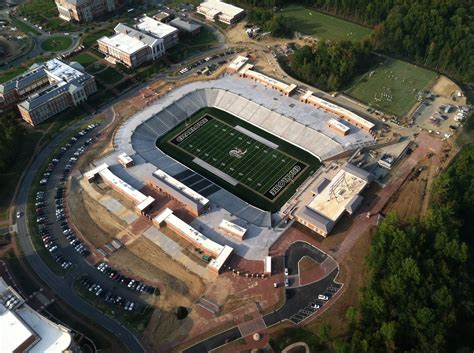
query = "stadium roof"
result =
(0, 305, 35, 353)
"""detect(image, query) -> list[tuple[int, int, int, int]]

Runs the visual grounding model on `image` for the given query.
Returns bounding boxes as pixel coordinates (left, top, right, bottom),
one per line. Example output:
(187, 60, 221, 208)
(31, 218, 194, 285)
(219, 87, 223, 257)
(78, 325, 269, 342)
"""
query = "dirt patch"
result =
(142, 308, 193, 351)
(383, 159, 431, 221)
(430, 75, 464, 99)
(305, 227, 373, 337)
(68, 178, 122, 248)
(109, 237, 205, 306)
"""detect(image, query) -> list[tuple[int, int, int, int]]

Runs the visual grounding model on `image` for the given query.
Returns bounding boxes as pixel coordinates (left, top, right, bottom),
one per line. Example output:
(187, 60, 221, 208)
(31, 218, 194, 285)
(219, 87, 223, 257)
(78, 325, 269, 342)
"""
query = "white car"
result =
(284, 278, 289, 287)
(284, 268, 289, 276)
(311, 303, 320, 309)
(318, 294, 329, 301)
(16, 211, 22, 219)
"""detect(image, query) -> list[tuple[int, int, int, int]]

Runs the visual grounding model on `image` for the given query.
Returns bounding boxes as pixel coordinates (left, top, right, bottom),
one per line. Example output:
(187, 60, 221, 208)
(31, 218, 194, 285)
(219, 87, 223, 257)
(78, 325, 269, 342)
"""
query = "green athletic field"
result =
(345, 58, 437, 117)
(281, 5, 372, 42)
(157, 108, 321, 211)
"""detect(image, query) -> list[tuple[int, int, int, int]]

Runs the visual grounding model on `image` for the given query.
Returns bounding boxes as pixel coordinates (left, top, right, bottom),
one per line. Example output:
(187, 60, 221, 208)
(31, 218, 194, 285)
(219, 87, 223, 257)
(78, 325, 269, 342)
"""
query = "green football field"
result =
(281, 5, 373, 42)
(345, 58, 437, 117)
(157, 108, 321, 210)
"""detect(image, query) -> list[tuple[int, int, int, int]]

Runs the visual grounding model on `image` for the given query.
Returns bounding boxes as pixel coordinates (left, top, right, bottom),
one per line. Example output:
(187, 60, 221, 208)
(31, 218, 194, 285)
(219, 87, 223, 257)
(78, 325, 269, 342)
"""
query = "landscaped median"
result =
(40, 36, 73, 53)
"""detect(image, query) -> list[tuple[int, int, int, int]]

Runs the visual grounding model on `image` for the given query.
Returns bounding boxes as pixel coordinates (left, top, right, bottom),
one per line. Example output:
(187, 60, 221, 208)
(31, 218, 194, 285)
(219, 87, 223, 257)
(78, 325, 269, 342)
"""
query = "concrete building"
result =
(55, 0, 121, 22)
(0, 277, 74, 353)
(117, 152, 134, 168)
(85, 163, 155, 214)
(98, 23, 165, 67)
(237, 63, 297, 96)
(153, 208, 233, 274)
(150, 169, 210, 216)
(300, 90, 375, 133)
(1, 59, 97, 126)
(218, 219, 247, 240)
(169, 18, 201, 36)
(227, 55, 249, 73)
(135, 15, 179, 49)
(197, 0, 245, 25)
(293, 163, 373, 236)
(327, 118, 350, 136)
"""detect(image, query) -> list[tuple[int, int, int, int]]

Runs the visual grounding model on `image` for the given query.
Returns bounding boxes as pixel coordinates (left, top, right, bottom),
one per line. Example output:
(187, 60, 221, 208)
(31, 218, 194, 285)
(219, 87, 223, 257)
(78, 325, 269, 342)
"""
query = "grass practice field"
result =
(281, 5, 372, 42)
(158, 108, 320, 211)
(345, 58, 437, 117)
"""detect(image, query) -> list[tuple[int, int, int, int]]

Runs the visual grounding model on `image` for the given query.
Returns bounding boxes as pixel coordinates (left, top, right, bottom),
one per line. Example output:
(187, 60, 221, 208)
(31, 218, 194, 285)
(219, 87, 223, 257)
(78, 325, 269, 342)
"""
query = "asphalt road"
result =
(15, 118, 145, 353)
(183, 242, 340, 353)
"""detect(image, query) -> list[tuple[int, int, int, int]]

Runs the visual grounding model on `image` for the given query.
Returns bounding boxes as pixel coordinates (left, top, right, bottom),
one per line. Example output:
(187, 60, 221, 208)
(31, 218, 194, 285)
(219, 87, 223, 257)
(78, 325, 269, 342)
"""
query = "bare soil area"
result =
(430, 75, 465, 100)
(109, 237, 205, 306)
(68, 178, 122, 247)
(306, 227, 373, 337)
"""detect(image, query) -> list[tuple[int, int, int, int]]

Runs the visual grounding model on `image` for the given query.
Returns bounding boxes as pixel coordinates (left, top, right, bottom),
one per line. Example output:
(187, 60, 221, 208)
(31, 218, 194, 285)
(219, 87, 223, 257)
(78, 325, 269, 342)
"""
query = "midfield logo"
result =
(228, 148, 247, 159)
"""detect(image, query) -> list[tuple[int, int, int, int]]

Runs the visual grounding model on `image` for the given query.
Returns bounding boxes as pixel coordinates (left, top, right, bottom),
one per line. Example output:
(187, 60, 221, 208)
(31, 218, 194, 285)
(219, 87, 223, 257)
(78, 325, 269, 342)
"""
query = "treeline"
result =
(246, 7, 292, 37)
(237, 0, 473, 82)
(0, 112, 24, 173)
(340, 145, 474, 352)
(371, 1, 473, 82)
(342, 145, 474, 352)
(287, 40, 373, 91)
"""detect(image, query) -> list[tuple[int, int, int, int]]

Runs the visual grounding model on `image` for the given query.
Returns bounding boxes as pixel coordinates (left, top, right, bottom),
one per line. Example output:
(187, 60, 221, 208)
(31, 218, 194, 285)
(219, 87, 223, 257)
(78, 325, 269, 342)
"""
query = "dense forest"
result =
(286, 41, 373, 91)
(0, 112, 23, 173)
(238, 0, 474, 82)
(341, 145, 474, 352)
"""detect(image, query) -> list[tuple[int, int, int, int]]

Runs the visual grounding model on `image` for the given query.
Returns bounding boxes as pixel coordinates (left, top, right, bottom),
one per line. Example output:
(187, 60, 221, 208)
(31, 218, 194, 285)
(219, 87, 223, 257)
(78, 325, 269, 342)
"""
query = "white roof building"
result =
(135, 15, 179, 49)
(0, 277, 72, 353)
(99, 32, 150, 55)
(197, 0, 245, 25)
(136, 15, 178, 38)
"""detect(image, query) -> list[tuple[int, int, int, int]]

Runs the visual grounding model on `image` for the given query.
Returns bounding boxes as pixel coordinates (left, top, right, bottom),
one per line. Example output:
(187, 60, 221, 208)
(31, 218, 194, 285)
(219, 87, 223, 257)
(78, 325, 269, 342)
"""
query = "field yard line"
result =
(245, 149, 290, 193)
(184, 123, 232, 162)
(257, 159, 296, 194)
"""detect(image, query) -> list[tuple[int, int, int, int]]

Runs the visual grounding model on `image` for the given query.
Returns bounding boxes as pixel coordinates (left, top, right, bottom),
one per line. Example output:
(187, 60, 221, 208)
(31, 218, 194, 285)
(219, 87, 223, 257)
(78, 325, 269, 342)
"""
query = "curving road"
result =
(15, 117, 145, 353)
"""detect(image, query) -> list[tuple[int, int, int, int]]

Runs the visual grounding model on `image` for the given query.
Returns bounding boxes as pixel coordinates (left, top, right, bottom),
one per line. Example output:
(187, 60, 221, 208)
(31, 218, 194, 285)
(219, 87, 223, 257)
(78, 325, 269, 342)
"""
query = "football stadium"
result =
(157, 107, 321, 211)
(85, 56, 376, 267)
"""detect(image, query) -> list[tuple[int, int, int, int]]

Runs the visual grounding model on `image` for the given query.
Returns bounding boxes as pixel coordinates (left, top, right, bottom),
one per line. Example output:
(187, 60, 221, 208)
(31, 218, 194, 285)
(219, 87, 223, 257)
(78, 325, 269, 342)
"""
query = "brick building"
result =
(55, 0, 121, 22)
(98, 23, 165, 68)
(0, 59, 97, 126)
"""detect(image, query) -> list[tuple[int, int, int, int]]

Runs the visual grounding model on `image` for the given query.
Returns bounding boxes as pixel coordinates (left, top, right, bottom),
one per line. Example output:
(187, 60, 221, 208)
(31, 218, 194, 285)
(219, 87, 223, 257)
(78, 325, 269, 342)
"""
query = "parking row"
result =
(80, 275, 143, 313)
(33, 123, 100, 269)
(95, 262, 159, 296)
(289, 284, 342, 324)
